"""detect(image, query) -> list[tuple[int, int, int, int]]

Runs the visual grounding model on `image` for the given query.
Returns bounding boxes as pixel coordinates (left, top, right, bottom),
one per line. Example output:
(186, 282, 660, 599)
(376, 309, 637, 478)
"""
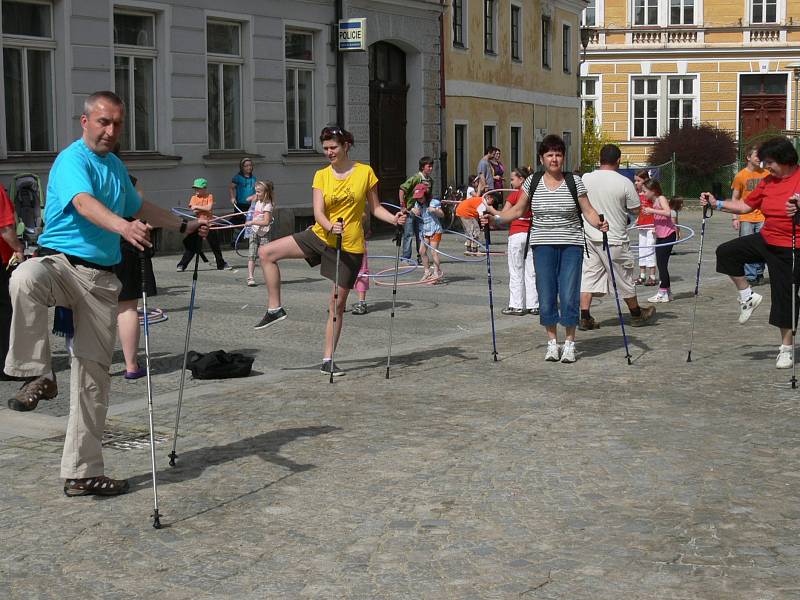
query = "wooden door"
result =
(369, 42, 407, 206)
(739, 74, 788, 140)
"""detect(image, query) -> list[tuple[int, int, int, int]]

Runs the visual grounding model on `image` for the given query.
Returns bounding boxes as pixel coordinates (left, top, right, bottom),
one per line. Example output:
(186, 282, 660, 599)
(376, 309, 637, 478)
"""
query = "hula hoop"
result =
(361, 256, 418, 279)
(372, 265, 443, 287)
(171, 207, 235, 227)
(234, 227, 249, 258)
(628, 224, 695, 249)
(137, 307, 167, 326)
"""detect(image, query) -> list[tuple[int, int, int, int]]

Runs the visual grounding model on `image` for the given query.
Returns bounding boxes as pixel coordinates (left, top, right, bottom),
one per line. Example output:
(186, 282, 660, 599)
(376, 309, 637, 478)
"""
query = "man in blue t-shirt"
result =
(4, 91, 207, 498)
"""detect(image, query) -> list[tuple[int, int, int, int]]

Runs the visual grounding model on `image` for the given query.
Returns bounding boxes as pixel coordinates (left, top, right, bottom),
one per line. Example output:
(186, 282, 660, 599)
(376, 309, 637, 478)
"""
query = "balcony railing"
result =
(586, 24, 795, 49)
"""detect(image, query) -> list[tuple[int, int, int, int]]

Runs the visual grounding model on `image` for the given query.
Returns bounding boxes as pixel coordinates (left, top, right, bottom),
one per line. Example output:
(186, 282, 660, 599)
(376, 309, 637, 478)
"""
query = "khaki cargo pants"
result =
(4, 254, 121, 479)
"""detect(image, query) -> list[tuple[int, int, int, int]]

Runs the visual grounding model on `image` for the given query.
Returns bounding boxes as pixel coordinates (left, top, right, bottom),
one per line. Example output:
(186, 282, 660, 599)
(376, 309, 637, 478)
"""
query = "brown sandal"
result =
(7, 375, 58, 412)
(64, 476, 130, 497)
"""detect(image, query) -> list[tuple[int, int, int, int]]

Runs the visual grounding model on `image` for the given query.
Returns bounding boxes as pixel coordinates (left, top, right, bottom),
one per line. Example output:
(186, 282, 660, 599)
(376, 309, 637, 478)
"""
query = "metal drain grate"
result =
(102, 428, 167, 451)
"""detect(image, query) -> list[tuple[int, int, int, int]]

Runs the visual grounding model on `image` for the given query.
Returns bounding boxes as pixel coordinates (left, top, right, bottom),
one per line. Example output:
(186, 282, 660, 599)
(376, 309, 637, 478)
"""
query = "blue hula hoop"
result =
(362, 256, 418, 279)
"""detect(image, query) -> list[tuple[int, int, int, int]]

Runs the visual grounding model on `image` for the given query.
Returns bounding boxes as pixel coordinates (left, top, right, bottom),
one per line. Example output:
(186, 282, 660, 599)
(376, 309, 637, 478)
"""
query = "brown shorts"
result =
(293, 229, 363, 289)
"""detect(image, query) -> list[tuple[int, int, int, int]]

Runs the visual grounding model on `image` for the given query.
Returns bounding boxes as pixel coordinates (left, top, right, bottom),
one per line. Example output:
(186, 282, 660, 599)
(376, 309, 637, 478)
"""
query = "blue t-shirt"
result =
(418, 198, 443, 236)
(38, 139, 142, 266)
(232, 173, 256, 208)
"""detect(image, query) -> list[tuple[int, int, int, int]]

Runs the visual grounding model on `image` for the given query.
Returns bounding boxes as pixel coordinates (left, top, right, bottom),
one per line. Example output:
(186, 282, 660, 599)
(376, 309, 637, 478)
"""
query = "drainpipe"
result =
(335, 0, 345, 126)
(439, 0, 447, 196)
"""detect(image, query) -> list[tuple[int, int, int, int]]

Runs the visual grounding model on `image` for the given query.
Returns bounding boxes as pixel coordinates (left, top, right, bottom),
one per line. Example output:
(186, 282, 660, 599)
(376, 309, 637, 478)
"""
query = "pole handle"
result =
(335, 217, 344, 250)
(599, 213, 608, 250)
(703, 203, 713, 219)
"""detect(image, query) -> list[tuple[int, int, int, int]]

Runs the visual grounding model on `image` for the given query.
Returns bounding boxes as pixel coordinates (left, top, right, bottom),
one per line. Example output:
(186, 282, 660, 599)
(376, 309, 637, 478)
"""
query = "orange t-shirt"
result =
(732, 167, 767, 223)
(455, 196, 485, 219)
(189, 193, 214, 220)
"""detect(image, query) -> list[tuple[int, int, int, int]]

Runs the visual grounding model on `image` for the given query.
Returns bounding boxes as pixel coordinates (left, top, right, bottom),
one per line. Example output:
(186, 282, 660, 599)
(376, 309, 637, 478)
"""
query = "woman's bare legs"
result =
(258, 235, 307, 309)
(117, 299, 140, 372)
(324, 286, 351, 358)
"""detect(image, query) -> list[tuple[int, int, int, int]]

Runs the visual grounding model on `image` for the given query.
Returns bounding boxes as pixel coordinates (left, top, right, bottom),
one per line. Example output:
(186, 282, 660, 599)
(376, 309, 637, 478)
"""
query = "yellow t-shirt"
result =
(311, 163, 378, 253)
(732, 167, 767, 223)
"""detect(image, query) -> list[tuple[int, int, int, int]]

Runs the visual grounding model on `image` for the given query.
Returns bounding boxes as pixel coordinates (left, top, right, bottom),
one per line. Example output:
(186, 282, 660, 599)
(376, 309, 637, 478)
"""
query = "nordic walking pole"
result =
(687, 203, 712, 363)
(329, 217, 344, 384)
(386, 222, 403, 379)
(484, 219, 499, 361)
(139, 233, 162, 529)
(600, 214, 632, 365)
(168, 235, 202, 467)
(792, 218, 797, 389)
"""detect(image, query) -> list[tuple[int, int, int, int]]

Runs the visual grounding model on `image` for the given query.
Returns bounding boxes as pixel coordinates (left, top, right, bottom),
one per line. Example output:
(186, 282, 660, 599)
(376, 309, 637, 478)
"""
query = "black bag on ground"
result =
(186, 350, 254, 379)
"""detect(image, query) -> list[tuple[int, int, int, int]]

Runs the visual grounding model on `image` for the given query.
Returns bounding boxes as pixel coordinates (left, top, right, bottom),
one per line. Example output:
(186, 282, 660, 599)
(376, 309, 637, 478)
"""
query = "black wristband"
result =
(179, 218, 188, 234)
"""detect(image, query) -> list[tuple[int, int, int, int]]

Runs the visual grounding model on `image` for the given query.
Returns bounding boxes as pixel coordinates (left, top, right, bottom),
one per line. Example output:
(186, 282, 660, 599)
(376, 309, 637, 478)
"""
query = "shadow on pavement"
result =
(128, 425, 342, 492)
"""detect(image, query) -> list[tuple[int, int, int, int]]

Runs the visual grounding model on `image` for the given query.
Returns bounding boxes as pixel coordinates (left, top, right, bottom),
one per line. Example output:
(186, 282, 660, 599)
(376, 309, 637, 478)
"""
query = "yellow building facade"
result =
(583, 0, 800, 164)
(443, 0, 586, 187)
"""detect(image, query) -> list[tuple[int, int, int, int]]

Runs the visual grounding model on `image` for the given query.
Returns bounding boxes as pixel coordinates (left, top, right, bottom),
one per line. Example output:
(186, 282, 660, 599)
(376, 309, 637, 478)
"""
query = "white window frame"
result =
(112, 8, 158, 152)
(748, 0, 781, 24)
(581, 76, 601, 125)
(629, 74, 699, 139)
(510, 3, 522, 62)
(453, 120, 469, 187)
(632, 0, 660, 25)
(509, 123, 523, 170)
(283, 20, 325, 154)
(582, 0, 598, 26)
(630, 76, 661, 139)
(284, 28, 316, 152)
(1, 0, 56, 153)
(667, 75, 698, 132)
(669, 0, 695, 25)
(484, 0, 497, 55)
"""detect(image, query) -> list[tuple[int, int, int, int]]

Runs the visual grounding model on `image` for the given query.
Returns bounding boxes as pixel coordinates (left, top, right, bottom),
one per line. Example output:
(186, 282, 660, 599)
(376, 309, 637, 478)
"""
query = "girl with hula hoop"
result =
(254, 126, 406, 377)
(641, 178, 682, 303)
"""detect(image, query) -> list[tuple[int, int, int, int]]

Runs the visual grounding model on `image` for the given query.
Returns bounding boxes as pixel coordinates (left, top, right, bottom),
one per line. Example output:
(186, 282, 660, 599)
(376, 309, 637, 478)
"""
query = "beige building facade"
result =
(582, 0, 800, 164)
(444, 0, 586, 188)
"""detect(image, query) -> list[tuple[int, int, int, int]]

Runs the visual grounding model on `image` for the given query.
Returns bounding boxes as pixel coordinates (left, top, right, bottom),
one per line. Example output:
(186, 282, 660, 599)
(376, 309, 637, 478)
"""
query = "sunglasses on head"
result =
(322, 126, 344, 137)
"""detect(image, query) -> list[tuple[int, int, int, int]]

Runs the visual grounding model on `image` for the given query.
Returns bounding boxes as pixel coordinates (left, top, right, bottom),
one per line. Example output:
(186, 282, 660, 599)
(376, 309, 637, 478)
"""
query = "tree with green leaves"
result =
(580, 107, 609, 173)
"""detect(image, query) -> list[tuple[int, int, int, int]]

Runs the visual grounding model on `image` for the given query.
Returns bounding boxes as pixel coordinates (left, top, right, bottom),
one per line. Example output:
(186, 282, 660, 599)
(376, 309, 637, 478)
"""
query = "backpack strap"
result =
(564, 172, 589, 258)
(523, 171, 544, 260)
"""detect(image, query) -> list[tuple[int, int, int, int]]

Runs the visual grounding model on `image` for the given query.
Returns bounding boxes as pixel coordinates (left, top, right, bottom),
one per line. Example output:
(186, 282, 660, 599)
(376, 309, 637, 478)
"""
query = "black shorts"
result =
(114, 243, 157, 302)
(293, 229, 363, 290)
(716, 232, 796, 329)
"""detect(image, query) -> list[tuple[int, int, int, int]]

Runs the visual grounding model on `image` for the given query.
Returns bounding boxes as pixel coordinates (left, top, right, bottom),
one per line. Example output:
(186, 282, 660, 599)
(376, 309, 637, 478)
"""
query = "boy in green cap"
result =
(177, 178, 231, 271)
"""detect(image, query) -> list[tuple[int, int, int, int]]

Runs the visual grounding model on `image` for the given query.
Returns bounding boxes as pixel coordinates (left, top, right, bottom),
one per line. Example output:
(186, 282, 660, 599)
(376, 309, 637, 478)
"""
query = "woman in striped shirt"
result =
(484, 135, 607, 363)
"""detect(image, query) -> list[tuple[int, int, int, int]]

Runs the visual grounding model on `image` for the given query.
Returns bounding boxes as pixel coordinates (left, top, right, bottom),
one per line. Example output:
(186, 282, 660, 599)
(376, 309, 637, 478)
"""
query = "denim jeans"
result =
(532, 244, 584, 327)
(739, 220, 765, 281)
(402, 216, 421, 260)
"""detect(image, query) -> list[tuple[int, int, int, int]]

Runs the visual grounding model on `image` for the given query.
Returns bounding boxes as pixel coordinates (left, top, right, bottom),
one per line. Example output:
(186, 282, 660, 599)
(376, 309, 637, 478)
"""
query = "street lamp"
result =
(786, 63, 800, 139)
(578, 27, 594, 98)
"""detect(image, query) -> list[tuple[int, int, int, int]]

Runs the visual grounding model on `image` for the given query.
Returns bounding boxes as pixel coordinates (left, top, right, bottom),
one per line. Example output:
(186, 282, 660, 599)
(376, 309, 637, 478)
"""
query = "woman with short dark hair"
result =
(702, 136, 800, 369)
(485, 134, 608, 363)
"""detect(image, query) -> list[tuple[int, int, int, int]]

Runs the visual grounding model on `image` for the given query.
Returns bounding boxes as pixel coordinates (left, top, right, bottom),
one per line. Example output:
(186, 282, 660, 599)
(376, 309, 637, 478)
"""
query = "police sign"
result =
(338, 18, 366, 51)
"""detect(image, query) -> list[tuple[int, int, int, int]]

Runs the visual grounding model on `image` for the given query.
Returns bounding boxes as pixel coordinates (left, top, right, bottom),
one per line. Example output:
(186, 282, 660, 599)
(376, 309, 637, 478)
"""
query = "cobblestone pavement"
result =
(2, 212, 799, 599)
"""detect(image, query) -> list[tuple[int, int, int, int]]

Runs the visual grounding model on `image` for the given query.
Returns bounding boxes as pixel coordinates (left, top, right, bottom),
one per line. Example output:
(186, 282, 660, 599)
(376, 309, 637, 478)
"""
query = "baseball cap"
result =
(192, 178, 208, 189)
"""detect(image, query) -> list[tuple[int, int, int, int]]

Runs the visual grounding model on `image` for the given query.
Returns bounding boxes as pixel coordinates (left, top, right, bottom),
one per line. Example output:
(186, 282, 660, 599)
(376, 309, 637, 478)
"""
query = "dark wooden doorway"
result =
(369, 41, 407, 207)
(740, 74, 788, 140)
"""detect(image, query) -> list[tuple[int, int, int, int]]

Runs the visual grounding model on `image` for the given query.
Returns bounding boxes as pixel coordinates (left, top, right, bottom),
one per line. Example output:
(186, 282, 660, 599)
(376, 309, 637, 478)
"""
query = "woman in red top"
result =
(489, 166, 539, 316)
(703, 137, 800, 369)
(634, 169, 657, 286)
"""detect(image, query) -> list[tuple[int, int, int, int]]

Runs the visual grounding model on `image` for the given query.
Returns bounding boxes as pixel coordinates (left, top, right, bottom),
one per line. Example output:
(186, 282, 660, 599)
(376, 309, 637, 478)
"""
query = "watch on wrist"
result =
(179, 218, 188, 234)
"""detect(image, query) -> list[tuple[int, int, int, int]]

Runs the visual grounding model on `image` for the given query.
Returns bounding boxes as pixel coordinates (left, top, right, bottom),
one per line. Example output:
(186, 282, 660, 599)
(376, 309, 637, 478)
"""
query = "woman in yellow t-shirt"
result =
(254, 126, 406, 376)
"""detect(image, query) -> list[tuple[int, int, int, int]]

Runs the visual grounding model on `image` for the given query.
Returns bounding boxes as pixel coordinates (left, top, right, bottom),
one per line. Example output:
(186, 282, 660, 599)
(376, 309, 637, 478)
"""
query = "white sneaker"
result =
(776, 345, 793, 369)
(560, 341, 576, 363)
(647, 291, 672, 303)
(544, 340, 560, 362)
(738, 292, 763, 324)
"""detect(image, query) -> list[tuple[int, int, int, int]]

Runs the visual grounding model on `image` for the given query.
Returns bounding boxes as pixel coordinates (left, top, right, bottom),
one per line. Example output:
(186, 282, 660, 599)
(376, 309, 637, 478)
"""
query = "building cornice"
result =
(553, 0, 589, 16)
(587, 47, 800, 60)
(447, 80, 580, 109)
(347, 0, 443, 15)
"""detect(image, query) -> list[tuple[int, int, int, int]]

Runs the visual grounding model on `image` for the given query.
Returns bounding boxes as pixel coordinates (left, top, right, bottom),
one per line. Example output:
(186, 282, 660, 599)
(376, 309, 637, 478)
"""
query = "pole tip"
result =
(686, 352, 692, 362)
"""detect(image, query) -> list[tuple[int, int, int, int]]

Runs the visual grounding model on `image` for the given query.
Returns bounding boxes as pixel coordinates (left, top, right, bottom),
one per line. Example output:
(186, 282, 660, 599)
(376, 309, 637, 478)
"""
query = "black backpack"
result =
(523, 171, 586, 259)
(186, 350, 254, 379)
